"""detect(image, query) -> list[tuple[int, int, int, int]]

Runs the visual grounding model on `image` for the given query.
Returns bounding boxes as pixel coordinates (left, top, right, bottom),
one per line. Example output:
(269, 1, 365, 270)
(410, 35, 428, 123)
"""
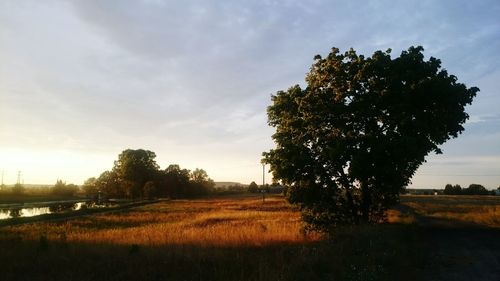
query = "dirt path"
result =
(423, 226, 500, 281)
(395, 204, 500, 281)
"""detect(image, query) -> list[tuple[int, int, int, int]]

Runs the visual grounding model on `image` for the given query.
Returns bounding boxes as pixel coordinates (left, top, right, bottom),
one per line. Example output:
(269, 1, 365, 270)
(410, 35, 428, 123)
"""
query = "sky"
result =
(0, 0, 499, 189)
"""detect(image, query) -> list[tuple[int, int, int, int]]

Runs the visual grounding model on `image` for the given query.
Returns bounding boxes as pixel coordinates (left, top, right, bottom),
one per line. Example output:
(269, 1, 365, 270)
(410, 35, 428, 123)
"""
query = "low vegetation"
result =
(0, 188, 81, 204)
(7, 196, 314, 246)
(0, 195, 426, 281)
(443, 183, 494, 195)
(400, 195, 500, 228)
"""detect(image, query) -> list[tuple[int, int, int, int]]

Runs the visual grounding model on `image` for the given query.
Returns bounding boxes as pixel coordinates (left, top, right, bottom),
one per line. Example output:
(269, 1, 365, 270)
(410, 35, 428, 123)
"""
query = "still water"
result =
(0, 201, 115, 220)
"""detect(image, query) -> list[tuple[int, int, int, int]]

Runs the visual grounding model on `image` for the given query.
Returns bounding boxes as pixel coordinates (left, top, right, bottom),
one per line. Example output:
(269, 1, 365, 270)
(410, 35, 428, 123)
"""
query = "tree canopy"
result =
(113, 149, 160, 198)
(84, 149, 215, 199)
(248, 181, 259, 193)
(51, 180, 79, 197)
(263, 46, 478, 230)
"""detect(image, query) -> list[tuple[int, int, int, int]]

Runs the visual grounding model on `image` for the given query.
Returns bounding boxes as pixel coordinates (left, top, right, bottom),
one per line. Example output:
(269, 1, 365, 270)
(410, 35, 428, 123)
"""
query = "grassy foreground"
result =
(0, 194, 427, 281)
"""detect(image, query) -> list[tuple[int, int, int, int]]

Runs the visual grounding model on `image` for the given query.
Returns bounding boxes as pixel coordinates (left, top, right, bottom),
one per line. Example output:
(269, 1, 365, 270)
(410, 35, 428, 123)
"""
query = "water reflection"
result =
(10, 208, 21, 218)
(0, 209, 10, 219)
(49, 202, 77, 213)
(0, 201, 119, 220)
(21, 207, 51, 218)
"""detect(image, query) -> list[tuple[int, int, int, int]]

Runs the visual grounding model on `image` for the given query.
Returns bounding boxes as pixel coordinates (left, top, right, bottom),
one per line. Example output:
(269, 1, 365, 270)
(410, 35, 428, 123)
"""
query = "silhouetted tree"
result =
(263, 46, 478, 230)
(88, 149, 216, 199)
(189, 168, 215, 196)
(51, 180, 78, 197)
(464, 184, 488, 195)
(82, 177, 99, 197)
(444, 184, 462, 195)
(95, 170, 122, 198)
(143, 181, 158, 199)
(160, 164, 191, 198)
(113, 149, 160, 198)
(248, 181, 259, 193)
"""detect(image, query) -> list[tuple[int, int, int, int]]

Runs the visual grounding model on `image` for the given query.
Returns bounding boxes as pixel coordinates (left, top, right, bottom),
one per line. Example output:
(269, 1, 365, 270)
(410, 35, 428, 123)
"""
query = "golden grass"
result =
(400, 195, 500, 228)
(386, 209, 416, 224)
(4, 196, 321, 247)
(0, 194, 431, 281)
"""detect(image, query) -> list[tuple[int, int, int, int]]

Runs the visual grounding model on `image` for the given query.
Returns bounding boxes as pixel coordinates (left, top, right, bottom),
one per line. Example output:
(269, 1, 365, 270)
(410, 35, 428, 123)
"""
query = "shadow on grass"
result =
(0, 224, 427, 281)
(394, 201, 500, 281)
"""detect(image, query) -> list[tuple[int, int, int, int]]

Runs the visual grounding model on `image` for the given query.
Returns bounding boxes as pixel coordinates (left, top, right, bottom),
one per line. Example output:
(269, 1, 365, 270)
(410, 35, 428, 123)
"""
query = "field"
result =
(0, 194, 498, 281)
(399, 195, 500, 227)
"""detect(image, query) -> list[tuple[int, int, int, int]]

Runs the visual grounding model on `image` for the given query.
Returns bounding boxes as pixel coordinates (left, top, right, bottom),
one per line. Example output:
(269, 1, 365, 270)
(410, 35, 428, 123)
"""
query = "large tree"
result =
(113, 149, 160, 198)
(160, 164, 191, 198)
(189, 168, 215, 196)
(263, 46, 478, 230)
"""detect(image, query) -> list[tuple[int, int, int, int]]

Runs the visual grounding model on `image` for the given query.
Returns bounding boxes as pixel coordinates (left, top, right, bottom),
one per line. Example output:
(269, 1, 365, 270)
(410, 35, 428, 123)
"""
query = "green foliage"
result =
(159, 164, 191, 198)
(189, 169, 215, 197)
(95, 170, 123, 198)
(263, 46, 478, 230)
(82, 177, 98, 196)
(113, 149, 160, 198)
(85, 149, 216, 199)
(248, 181, 259, 193)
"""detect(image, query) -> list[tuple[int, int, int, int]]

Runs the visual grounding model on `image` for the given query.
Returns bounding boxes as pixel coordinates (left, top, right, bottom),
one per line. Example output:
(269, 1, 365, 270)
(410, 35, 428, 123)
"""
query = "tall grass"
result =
(6, 196, 320, 247)
(0, 195, 427, 281)
(400, 195, 500, 228)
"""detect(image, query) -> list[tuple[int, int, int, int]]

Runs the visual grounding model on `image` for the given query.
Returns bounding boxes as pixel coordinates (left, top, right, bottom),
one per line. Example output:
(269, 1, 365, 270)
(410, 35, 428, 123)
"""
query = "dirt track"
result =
(424, 226, 500, 281)
(397, 204, 500, 281)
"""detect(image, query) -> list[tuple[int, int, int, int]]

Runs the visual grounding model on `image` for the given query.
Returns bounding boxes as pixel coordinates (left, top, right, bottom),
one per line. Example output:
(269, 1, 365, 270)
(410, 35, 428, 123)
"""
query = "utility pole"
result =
(262, 163, 266, 203)
(262, 163, 265, 187)
(17, 171, 21, 185)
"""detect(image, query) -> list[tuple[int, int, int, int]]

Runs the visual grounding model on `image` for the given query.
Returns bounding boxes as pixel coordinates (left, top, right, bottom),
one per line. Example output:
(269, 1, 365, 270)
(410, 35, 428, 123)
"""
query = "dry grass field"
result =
(0, 194, 427, 281)
(1, 194, 499, 280)
(5, 196, 319, 247)
(400, 195, 500, 228)
(391, 195, 500, 281)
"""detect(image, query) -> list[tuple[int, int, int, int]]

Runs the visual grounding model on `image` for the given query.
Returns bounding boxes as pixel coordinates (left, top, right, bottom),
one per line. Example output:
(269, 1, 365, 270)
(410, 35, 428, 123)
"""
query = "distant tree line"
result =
(443, 183, 494, 195)
(0, 181, 79, 197)
(51, 180, 79, 197)
(82, 149, 215, 199)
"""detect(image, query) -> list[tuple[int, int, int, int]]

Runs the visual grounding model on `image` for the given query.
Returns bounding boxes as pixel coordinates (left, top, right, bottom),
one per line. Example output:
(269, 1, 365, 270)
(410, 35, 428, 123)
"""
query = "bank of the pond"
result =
(0, 200, 159, 227)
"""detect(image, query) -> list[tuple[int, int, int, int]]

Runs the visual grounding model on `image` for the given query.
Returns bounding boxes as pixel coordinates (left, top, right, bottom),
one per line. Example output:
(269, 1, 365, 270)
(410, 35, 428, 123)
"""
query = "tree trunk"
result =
(361, 181, 371, 223)
(345, 188, 358, 224)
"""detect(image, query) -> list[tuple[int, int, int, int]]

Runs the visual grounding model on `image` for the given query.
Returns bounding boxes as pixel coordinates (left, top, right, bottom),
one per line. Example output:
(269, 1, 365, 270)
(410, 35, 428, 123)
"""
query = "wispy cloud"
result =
(1, 0, 499, 185)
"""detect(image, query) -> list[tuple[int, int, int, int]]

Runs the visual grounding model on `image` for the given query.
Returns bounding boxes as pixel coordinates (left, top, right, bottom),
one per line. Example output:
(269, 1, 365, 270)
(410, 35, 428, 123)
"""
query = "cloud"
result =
(1, 0, 499, 184)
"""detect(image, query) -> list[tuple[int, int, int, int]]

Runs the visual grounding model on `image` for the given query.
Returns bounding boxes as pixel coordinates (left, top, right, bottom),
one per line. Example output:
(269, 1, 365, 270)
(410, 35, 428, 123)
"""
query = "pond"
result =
(0, 201, 118, 220)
